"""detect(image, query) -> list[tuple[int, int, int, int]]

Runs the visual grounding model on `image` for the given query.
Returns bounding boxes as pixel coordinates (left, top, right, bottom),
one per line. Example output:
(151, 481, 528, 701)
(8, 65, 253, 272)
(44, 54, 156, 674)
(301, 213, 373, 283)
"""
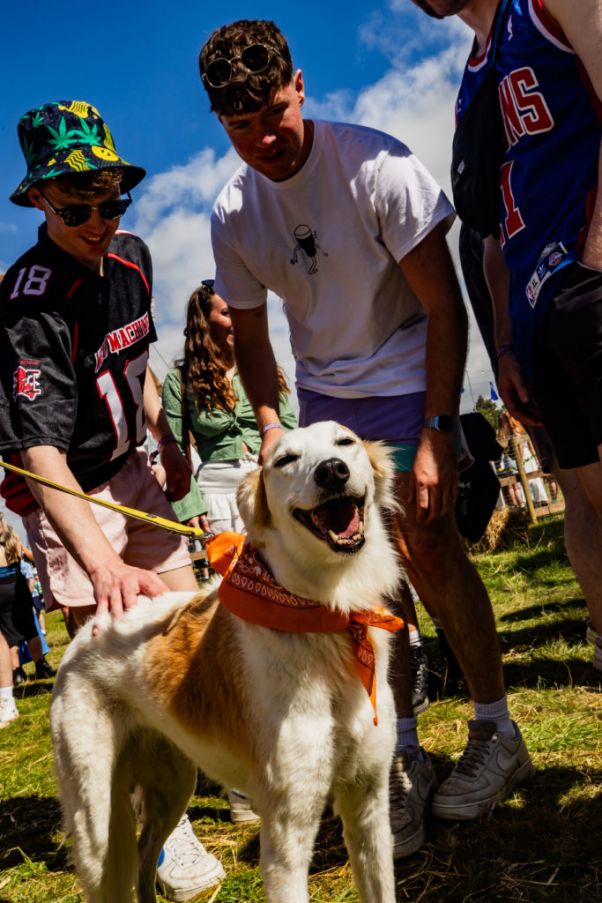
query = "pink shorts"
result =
(24, 451, 191, 610)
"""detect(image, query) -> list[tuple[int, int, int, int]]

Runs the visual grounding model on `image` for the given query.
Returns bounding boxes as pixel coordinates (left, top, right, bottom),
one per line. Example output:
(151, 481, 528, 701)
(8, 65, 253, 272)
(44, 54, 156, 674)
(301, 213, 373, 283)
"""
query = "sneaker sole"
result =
(432, 757, 535, 821)
(230, 810, 261, 825)
(157, 863, 225, 902)
(392, 820, 426, 859)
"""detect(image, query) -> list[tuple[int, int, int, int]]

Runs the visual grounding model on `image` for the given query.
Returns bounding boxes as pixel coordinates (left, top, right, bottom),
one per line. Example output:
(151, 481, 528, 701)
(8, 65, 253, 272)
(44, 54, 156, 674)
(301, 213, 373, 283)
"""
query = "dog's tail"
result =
(51, 667, 138, 902)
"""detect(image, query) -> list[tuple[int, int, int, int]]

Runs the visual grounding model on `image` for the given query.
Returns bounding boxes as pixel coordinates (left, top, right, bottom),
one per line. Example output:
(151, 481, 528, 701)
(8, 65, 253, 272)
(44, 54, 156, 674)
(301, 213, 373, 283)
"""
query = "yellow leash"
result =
(0, 458, 205, 539)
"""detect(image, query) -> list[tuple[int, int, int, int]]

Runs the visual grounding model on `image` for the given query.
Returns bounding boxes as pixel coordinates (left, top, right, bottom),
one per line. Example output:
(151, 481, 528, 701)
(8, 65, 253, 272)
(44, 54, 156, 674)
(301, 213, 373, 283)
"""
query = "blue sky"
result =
(1, 1, 493, 535)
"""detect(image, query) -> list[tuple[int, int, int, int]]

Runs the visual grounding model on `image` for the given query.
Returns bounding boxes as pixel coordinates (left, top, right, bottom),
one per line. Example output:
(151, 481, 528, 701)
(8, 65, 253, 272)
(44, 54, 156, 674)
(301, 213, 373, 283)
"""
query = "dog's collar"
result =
(206, 532, 404, 724)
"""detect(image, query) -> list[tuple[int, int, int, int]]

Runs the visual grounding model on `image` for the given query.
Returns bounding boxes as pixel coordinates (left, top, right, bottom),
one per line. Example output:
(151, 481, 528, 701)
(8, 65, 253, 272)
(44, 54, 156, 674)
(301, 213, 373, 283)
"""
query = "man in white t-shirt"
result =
(199, 19, 532, 856)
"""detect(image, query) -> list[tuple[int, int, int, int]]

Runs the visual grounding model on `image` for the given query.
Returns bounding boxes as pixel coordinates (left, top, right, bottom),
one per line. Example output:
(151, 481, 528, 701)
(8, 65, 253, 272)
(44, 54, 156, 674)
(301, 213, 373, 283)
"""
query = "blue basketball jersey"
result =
(457, 0, 602, 373)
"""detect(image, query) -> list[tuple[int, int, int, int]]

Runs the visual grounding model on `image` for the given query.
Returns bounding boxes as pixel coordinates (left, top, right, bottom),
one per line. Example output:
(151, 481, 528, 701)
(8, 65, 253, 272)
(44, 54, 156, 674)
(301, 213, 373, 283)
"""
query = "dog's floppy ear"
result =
(237, 466, 272, 533)
(362, 440, 397, 510)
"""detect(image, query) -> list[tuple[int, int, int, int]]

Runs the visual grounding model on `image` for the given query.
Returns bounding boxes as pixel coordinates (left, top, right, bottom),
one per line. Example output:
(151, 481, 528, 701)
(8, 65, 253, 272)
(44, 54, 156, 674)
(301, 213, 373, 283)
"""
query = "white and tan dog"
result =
(50, 421, 402, 903)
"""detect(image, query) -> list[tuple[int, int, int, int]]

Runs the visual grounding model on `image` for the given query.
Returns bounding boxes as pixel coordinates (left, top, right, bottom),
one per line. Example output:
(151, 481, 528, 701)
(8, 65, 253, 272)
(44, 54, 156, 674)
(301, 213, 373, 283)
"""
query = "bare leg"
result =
(158, 565, 199, 592)
(558, 462, 602, 634)
(66, 605, 97, 636)
(26, 633, 44, 663)
(394, 473, 505, 705)
(387, 592, 412, 718)
(0, 633, 12, 687)
(396, 579, 419, 632)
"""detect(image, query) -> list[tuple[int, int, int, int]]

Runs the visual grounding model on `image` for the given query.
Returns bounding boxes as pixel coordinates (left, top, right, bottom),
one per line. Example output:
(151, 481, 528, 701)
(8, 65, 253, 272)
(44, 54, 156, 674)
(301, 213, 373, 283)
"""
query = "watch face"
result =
(426, 415, 454, 432)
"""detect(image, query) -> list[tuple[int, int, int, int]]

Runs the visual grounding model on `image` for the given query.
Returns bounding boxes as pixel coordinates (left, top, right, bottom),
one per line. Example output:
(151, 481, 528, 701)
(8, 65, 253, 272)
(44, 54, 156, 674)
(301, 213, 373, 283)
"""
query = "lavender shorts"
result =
(297, 389, 427, 472)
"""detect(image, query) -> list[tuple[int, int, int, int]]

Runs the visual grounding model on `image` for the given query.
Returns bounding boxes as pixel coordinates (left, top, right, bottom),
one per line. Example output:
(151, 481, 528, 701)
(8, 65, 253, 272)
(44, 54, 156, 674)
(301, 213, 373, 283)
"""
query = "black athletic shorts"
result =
(0, 568, 38, 647)
(533, 261, 602, 470)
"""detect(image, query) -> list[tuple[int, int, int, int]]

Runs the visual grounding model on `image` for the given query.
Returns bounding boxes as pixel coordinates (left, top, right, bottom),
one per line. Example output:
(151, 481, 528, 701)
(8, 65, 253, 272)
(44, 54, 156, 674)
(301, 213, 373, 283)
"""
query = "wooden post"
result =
(511, 432, 537, 524)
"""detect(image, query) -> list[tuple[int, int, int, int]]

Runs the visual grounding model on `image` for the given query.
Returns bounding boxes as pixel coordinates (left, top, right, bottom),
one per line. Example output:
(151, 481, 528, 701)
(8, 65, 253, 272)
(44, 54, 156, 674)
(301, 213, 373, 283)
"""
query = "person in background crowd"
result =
(0, 515, 54, 684)
(0, 630, 17, 729)
(162, 280, 296, 536)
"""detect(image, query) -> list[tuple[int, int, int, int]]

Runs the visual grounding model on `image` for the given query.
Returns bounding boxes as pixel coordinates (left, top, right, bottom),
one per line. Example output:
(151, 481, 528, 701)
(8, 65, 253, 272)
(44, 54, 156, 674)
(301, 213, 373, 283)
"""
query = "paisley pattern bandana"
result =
(206, 532, 404, 724)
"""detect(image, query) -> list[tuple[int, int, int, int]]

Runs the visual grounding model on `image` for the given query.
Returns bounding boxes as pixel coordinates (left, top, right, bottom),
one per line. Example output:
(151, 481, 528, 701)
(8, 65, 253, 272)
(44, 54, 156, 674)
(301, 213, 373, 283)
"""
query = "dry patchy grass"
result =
(0, 515, 600, 901)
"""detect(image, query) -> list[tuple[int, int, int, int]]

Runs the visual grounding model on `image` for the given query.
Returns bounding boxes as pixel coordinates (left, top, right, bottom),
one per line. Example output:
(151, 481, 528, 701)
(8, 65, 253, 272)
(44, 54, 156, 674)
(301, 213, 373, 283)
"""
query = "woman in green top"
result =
(162, 280, 296, 534)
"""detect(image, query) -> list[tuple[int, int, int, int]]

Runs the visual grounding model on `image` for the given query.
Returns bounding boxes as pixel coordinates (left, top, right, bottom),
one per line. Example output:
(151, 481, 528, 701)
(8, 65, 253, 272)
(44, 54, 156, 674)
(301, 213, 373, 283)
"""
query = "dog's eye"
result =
(335, 437, 355, 447)
(274, 453, 300, 469)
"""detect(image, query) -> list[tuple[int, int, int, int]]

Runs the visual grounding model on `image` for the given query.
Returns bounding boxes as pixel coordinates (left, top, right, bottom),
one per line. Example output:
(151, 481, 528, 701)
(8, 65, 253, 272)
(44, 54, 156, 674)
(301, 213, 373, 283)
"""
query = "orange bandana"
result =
(206, 532, 404, 724)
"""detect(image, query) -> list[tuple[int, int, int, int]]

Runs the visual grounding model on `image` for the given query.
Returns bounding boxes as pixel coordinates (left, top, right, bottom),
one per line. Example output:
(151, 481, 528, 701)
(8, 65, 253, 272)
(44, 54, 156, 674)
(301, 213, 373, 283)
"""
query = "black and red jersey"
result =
(0, 226, 157, 514)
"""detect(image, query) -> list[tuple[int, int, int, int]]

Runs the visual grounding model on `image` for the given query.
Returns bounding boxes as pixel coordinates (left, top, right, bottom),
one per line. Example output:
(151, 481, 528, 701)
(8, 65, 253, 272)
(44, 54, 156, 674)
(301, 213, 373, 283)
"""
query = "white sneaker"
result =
(432, 720, 534, 820)
(157, 814, 225, 902)
(389, 747, 438, 858)
(227, 789, 260, 824)
(0, 698, 18, 729)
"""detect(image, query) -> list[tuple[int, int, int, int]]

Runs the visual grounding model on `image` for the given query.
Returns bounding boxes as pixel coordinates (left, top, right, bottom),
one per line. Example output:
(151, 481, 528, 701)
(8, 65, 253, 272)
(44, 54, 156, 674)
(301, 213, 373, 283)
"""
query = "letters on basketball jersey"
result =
(498, 67, 554, 146)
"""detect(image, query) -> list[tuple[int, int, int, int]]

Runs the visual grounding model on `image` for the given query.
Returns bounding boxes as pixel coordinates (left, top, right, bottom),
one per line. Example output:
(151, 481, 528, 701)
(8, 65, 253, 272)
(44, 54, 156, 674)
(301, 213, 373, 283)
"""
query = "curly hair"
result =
(0, 517, 22, 565)
(199, 20, 293, 116)
(177, 283, 289, 413)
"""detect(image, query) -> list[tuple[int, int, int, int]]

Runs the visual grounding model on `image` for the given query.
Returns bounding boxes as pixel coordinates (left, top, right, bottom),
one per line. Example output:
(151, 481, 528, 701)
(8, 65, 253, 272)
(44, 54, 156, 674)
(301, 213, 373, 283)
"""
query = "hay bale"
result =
(468, 506, 531, 554)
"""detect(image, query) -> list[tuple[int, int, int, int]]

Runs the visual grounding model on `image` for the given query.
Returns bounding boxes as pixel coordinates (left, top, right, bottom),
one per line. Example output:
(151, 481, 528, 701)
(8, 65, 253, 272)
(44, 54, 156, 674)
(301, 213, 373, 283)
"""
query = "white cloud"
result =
(130, 150, 298, 394)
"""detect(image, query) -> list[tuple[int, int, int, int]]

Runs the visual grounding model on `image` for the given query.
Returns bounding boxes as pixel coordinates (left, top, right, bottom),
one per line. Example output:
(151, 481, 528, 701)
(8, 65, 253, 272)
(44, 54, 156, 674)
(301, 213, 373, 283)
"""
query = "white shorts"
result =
(197, 456, 258, 534)
(24, 450, 191, 610)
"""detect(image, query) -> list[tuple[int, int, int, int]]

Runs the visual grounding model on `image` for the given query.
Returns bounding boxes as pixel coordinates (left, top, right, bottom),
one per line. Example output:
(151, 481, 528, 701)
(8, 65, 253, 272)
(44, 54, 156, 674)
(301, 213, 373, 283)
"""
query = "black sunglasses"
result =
(39, 188, 132, 227)
(203, 43, 274, 89)
(201, 278, 215, 290)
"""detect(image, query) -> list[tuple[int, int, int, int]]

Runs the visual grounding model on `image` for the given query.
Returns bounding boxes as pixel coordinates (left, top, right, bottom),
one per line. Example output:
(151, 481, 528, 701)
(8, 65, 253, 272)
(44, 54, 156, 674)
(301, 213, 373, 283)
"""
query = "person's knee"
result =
(398, 513, 462, 570)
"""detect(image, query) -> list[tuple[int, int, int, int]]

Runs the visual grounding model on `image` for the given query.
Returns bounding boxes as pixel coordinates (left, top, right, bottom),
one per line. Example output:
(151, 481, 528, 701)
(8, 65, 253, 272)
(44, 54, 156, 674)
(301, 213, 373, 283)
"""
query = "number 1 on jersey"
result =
(97, 351, 148, 460)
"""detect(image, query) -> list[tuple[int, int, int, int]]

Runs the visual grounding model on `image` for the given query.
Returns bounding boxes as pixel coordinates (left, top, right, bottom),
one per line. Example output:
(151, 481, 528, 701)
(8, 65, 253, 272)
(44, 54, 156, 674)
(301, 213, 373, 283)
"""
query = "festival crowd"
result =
(0, 3, 600, 898)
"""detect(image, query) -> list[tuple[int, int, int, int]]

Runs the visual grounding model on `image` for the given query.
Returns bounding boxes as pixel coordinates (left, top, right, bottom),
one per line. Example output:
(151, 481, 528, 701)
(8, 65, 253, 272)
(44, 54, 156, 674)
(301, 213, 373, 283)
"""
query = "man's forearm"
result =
(21, 446, 122, 577)
(399, 224, 467, 418)
(483, 236, 513, 349)
(235, 340, 281, 426)
(424, 301, 467, 418)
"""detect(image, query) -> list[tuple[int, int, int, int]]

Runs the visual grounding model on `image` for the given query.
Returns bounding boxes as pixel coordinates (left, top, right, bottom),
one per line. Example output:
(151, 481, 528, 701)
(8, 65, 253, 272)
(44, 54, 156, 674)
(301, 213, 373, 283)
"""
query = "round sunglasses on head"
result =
(203, 43, 274, 89)
(39, 188, 132, 227)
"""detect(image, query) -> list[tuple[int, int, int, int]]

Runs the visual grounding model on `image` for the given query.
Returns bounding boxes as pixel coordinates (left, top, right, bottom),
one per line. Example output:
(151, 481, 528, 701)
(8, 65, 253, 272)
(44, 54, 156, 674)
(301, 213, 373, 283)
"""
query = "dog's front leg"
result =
(255, 721, 332, 903)
(259, 808, 323, 903)
(335, 772, 396, 903)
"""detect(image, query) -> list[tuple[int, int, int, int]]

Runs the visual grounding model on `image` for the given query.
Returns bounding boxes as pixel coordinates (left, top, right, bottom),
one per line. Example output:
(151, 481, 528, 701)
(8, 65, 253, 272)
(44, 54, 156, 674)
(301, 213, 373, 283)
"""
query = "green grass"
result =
(1, 515, 600, 901)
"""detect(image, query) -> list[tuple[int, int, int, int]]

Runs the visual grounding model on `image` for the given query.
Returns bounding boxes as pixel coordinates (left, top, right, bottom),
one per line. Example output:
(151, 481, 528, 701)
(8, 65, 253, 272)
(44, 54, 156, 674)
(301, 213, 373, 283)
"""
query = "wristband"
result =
(157, 434, 178, 450)
(496, 343, 514, 361)
(261, 421, 283, 436)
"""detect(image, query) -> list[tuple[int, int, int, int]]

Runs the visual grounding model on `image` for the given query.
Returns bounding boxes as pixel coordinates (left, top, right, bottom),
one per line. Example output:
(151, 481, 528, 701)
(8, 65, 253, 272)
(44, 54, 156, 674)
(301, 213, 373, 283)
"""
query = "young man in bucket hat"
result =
(199, 19, 533, 858)
(0, 100, 225, 900)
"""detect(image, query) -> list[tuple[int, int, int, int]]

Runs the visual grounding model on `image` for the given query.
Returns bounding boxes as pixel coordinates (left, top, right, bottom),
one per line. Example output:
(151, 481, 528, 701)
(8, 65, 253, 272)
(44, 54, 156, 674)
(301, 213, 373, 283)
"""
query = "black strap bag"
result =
(451, 0, 511, 238)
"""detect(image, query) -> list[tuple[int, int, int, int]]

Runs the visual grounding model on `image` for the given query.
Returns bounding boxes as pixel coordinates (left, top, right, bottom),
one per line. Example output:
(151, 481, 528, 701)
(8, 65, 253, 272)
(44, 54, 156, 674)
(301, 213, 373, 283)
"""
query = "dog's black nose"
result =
(314, 457, 350, 490)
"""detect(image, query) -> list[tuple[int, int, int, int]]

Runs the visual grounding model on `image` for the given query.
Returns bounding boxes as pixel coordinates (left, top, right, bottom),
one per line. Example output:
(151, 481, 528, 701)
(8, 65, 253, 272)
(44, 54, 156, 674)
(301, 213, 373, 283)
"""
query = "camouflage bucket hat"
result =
(10, 100, 146, 207)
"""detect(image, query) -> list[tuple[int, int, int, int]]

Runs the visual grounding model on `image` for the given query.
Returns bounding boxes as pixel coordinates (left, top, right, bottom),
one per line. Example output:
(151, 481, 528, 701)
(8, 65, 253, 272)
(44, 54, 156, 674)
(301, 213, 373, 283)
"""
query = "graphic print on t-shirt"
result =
(289, 224, 329, 275)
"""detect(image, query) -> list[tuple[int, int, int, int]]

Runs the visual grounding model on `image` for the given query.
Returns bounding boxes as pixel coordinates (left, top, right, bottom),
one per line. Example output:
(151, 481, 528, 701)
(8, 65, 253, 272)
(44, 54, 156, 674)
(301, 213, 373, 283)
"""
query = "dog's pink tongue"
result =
(318, 500, 360, 538)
